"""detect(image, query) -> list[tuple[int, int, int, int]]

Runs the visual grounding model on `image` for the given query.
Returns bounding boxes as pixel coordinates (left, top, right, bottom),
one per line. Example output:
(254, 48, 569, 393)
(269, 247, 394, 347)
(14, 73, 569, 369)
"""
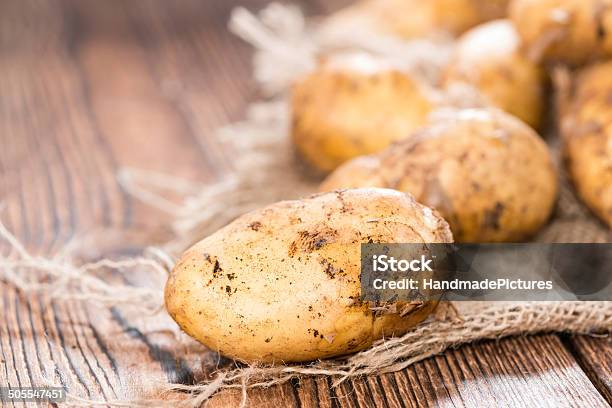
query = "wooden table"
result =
(0, 1, 610, 406)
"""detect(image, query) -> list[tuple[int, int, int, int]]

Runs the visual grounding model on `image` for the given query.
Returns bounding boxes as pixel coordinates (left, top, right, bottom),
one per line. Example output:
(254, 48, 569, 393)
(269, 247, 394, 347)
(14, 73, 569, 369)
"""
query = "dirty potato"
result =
(322, 0, 509, 39)
(291, 53, 433, 173)
(165, 188, 453, 363)
(510, 0, 612, 65)
(443, 20, 545, 129)
(560, 61, 612, 227)
(321, 109, 558, 242)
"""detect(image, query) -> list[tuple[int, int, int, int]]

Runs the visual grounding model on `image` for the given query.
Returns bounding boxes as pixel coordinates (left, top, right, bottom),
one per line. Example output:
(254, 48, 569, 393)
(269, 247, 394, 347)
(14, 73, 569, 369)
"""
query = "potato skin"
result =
(165, 189, 453, 363)
(291, 59, 432, 173)
(510, 0, 612, 65)
(561, 62, 612, 227)
(443, 20, 545, 129)
(321, 109, 558, 242)
(324, 0, 509, 39)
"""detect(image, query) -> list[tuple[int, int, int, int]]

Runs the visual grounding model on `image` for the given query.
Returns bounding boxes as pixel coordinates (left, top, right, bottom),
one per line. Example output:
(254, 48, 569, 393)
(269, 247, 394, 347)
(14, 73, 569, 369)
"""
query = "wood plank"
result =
(565, 335, 612, 404)
(67, 0, 218, 183)
(204, 335, 610, 407)
(0, 0, 220, 401)
(0, 0, 610, 407)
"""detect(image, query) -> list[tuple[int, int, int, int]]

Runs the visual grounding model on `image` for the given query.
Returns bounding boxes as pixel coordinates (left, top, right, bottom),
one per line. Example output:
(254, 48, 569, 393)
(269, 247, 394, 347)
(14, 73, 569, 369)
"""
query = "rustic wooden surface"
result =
(0, 0, 610, 407)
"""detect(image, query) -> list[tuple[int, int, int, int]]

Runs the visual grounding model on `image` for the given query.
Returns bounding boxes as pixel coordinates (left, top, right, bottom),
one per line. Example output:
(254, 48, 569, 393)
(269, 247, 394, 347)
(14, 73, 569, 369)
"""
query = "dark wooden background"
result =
(0, 0, 610, 406)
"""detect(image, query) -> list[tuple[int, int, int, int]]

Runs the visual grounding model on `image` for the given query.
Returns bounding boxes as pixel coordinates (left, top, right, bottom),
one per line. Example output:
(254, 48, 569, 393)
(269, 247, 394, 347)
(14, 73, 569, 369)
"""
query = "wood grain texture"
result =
(204, 335, 610, 408)
(565, 335, 612, 404)
(0, 0, 610, 407)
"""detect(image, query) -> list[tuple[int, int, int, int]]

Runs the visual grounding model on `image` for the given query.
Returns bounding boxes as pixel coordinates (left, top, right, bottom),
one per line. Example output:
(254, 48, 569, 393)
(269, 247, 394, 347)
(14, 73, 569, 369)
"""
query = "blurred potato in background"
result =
(443, 19, 546, 129)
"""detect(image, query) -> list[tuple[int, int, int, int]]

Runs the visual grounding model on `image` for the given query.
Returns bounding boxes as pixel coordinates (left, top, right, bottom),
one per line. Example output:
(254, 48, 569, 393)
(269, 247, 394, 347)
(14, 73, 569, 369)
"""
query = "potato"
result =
(322, 0, 509, 39)
(560, 61, 612, 227)
(165, 188, 453, 363)
(443, 20, 545, 129)
(291, 53, 433, 173)
(510, 0, 612, 65)
(321, 109, 558, 242)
